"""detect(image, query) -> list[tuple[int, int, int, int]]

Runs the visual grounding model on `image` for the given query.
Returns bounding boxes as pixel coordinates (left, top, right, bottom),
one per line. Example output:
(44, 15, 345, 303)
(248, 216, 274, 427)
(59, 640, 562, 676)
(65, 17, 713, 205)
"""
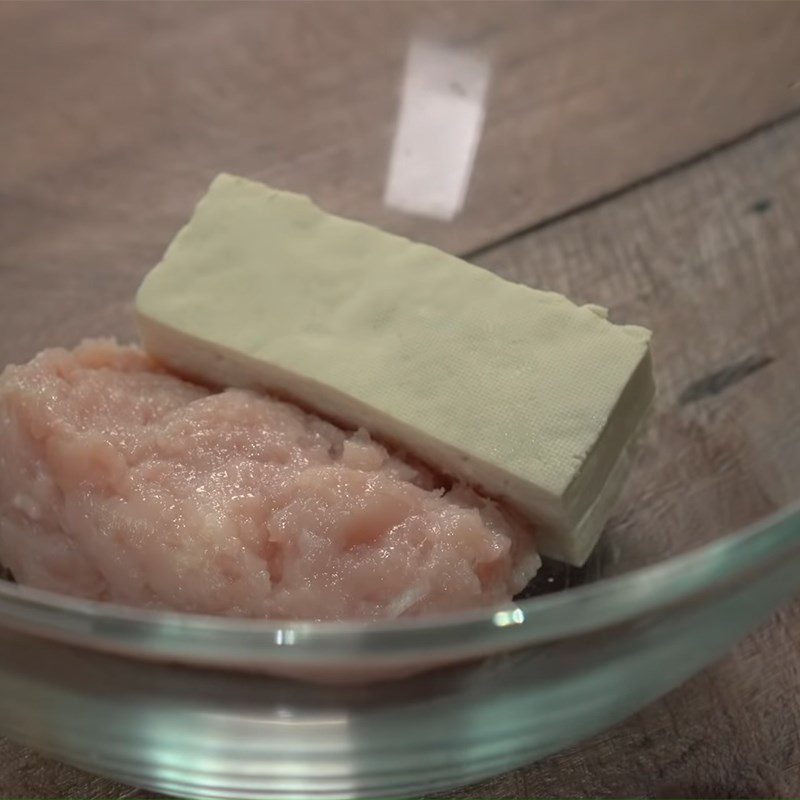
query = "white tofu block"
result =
(136, 174, 654, 565)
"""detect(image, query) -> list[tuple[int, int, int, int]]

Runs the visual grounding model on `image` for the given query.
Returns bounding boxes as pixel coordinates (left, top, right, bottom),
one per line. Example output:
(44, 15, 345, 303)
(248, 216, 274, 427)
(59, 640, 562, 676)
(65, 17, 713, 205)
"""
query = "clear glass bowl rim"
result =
(0, 502, 798, 670)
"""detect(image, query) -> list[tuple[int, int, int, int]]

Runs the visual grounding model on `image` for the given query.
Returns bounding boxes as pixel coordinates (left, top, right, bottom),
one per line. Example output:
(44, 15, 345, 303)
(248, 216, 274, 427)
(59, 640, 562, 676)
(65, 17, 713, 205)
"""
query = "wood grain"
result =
(3, 2, 800, 797)
(452, 111, 800, 798)
(1, 0, 799, 267)
(475, 113, 800, 575)
(2, 67, 800, 800)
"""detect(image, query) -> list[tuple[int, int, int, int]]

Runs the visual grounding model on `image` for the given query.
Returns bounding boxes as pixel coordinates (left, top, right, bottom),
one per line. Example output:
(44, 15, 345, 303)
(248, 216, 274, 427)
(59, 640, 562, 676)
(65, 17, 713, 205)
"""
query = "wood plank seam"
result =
(463, 103, 800, 262)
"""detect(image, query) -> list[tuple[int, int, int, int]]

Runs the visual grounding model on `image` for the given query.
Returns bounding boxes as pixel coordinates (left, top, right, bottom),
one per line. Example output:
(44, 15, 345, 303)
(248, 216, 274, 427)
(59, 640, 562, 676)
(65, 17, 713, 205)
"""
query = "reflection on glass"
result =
(275, 628, 296, 645)
(384, 38, 490, 221)
(493, 607, 525, 627)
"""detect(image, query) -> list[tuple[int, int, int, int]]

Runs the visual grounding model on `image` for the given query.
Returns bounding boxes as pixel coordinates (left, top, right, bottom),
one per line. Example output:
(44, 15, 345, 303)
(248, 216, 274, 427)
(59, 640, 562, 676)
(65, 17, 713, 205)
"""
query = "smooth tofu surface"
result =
(137, 174, 653, 564)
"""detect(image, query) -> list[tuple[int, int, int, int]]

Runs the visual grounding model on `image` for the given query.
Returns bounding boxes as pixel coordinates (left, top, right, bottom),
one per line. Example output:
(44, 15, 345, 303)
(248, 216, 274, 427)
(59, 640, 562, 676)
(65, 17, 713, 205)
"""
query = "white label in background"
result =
(384, 39, 490, 221)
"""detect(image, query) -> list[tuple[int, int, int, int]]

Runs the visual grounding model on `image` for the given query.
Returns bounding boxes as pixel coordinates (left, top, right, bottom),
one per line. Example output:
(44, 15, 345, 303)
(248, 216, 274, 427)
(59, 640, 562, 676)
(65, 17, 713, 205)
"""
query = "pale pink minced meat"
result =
(0, 340, 539, 621)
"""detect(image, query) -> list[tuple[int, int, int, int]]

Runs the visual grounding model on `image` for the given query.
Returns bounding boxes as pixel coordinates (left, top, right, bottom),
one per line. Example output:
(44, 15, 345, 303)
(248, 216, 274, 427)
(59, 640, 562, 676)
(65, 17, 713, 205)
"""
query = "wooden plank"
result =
(3, 5, 800, 797)
(0, 0, 799, 268)
(474, 114, 800, 575)
(3, 65, 800, 800)
(453, 113, 800, 797)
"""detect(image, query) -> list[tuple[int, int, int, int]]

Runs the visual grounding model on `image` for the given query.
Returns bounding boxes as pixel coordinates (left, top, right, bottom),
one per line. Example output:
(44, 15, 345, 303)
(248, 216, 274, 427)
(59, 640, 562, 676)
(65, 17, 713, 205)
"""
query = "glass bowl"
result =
(0, 501, 799, 799)
(3, 6, 800, 796)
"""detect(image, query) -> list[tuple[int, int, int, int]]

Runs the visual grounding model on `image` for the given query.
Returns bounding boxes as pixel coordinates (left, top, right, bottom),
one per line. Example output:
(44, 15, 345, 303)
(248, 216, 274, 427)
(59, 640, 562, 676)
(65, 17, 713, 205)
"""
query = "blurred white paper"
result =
(384, 39, 490, 221)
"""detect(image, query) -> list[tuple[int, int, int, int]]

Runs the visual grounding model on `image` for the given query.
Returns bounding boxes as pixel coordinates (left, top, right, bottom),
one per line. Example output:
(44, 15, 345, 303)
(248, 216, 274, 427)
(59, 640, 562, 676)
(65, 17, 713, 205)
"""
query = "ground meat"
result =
(0, 339, 539, 620)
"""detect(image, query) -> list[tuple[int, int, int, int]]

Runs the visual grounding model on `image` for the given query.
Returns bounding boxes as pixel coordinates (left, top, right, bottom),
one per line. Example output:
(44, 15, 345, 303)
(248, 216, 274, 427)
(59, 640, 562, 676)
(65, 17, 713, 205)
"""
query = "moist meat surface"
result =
(0, 340, 540, 620)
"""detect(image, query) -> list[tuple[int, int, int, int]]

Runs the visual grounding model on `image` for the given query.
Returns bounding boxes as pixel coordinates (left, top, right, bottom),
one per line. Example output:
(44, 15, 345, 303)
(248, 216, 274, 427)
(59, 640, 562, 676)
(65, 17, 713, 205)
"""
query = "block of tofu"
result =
(136, 174, 654, 565)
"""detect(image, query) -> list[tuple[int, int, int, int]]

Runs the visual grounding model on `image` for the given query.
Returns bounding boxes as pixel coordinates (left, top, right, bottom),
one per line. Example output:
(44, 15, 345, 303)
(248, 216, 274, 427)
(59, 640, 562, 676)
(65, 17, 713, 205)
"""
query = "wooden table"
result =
(2, 2, 800, 797)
